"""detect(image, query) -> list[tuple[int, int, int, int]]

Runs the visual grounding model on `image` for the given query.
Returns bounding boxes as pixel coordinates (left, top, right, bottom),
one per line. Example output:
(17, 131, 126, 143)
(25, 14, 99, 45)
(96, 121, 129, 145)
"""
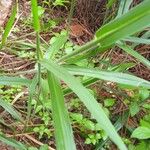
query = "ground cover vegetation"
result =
(0, 0, 150, 150)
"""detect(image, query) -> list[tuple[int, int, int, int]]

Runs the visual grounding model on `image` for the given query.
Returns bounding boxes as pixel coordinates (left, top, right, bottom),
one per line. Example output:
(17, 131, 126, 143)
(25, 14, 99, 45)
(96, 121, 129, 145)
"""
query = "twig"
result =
(24, 134, 55, 150)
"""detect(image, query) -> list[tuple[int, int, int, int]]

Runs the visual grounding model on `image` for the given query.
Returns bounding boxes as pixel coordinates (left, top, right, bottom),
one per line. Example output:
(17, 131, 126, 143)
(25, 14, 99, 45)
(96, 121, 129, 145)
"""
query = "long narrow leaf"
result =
(45, 35, 68, 59)
(47, 72, 76, 150)
(0, 135, 27, 150)
(27, 75, 38, 123)
(31, 0, 43, 85)
(31, 0, 40, 32)
(117, 41, 150, 68)
(59, 0, 150, 63)
(0, 2, 18, 49)
(96, 111, 129, 150)
(40, 59, 127, 150)
(65, 66, 150, 89)
(0, 76, 31, 87)
(96, 0, 150, 47)
(0, 99, 23, 122)
(124, 36, 150, 44)
(117, 0, 133, 18)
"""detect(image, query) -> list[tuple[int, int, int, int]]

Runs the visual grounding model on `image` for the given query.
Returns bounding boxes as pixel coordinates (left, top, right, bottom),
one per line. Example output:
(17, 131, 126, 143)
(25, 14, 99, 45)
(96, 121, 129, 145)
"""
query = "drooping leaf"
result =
(65, 66, 150, 89)
(59, 0, 150, 63)
(95, 111, 129, 150)
(96, 0, 150, 47)
(40, 59, 127, 150)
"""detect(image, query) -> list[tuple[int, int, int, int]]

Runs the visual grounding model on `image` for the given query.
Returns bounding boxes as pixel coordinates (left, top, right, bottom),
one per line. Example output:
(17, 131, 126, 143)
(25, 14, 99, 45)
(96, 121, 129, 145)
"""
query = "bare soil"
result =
(0, 0, 12, 27)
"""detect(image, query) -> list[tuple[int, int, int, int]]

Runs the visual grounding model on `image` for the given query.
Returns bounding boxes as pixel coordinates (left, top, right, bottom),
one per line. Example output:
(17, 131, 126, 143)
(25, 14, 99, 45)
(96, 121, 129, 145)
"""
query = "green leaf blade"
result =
(0, 99, 23, 122)
(47, 72, 76, 150)
(0, 76, 31, 87)
(0, 3, 18, 48)
(45, 35, 68, 59)
(132, 127, 150, 139)
(59, 1, 150, 63)
(117, 41, 150, 69)
(96, 0, 150, 47)
(117, 0, 133, 18)
(0, 135, 27, 150)
(65, 66, 150, 89)
(40, 59, 127, 150)
(31, 0, 40, 32)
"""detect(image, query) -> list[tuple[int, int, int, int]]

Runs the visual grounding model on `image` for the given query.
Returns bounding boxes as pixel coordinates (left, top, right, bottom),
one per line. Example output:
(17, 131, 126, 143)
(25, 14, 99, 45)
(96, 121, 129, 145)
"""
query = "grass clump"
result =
(0, 0, 150, 150)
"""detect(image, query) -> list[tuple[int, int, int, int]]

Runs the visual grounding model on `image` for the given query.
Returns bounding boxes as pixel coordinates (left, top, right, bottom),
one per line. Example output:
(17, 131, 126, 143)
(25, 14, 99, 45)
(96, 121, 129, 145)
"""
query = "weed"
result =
(0, 85, 22, 102)
(0, 0, 150, 150)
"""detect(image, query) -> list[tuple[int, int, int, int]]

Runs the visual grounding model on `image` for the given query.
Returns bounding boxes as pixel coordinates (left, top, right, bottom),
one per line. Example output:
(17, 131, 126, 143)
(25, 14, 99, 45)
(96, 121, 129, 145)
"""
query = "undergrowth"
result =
(0, 0, 150, 150)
